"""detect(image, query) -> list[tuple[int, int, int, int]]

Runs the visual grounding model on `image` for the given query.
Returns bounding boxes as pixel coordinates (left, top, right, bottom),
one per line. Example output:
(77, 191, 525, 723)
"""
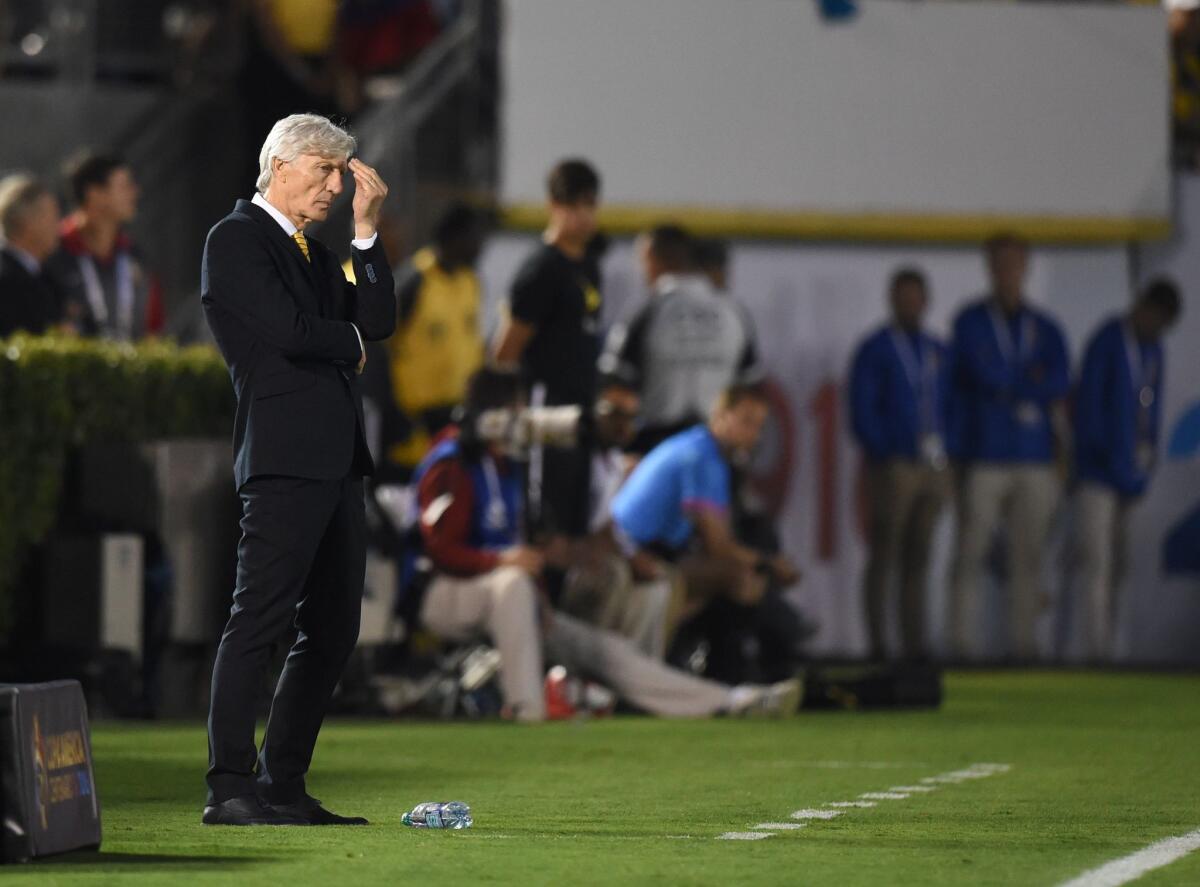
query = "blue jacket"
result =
(949, 298, 1070, 463)
(1074, 316, 1164, 497)
(849, 325, 950, 462)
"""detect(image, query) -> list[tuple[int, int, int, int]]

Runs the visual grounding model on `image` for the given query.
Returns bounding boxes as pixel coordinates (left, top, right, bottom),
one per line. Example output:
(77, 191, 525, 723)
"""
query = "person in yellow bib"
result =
(386, 203, 487, 473)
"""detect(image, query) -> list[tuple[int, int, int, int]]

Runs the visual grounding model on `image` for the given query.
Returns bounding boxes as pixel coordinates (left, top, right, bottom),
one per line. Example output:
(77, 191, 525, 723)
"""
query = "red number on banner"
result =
(809, 379, 839, 561)
(748, 377, 798, 519)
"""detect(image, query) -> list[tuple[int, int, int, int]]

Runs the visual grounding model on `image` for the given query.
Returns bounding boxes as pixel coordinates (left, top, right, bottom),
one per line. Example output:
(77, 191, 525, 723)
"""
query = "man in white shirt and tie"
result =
(200, 113, 396, 826)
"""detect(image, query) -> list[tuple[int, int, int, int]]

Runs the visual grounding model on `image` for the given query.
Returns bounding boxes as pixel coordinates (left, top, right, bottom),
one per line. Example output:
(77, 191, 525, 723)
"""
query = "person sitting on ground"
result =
(404, 367, 801, 722)
(556, 377, 680, 659)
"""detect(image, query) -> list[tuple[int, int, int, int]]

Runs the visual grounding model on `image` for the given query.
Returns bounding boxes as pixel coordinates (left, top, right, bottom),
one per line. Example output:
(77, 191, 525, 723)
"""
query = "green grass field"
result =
(11, 671, 1200, 886)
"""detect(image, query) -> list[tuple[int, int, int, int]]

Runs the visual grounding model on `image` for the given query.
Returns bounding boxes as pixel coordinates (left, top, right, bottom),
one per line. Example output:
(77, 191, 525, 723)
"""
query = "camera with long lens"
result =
(471, 405, 585, 456)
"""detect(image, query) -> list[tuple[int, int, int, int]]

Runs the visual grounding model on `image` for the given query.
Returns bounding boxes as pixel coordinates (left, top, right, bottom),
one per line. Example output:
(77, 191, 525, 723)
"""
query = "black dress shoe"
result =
(202, 795, 310, 826)
(268, 796, 368, 826)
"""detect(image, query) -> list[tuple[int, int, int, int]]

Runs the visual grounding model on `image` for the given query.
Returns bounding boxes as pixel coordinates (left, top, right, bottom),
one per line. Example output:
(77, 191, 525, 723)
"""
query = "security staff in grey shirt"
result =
(600, 224, 760, 454)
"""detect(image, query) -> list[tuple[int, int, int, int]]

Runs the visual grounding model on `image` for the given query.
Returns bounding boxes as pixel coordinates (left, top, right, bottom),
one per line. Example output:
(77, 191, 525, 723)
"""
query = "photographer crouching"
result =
(609, 383, 809, 684)
(402, 367, 801, 722)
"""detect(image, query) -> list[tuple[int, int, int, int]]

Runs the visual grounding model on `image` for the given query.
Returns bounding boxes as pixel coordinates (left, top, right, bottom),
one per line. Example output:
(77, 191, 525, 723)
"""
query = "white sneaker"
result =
(729, 678, 802, 718)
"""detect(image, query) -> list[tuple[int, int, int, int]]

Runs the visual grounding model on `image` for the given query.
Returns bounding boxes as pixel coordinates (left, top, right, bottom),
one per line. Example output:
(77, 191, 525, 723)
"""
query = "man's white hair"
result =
(256, 114, 356, 194)
(0, 173, 51, 239)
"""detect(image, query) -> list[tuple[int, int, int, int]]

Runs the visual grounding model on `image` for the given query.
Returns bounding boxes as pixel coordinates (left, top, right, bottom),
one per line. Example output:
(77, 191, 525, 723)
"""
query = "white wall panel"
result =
(502, 0, 1168, 231)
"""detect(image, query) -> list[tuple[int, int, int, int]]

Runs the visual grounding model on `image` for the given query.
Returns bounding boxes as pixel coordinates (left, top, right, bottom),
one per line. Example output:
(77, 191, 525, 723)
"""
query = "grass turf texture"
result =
(12, 671, 1200, 886)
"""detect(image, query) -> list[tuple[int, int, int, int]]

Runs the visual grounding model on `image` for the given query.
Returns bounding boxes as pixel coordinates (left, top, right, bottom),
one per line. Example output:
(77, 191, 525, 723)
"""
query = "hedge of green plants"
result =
(0, 334, 234, 636)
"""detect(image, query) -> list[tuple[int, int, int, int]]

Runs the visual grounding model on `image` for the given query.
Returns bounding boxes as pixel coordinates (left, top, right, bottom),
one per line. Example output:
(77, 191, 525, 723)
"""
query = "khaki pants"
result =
(862, 460, 949, 659)
(419, 567, 732, 721)
(1070, 483, 1130, 662)
(559, 556, 679, 659)
(948, 464, 1060, 660)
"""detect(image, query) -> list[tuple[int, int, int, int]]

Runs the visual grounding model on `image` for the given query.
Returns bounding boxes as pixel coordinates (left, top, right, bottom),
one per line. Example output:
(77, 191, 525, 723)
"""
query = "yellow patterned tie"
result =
(292, 230, 311, 262)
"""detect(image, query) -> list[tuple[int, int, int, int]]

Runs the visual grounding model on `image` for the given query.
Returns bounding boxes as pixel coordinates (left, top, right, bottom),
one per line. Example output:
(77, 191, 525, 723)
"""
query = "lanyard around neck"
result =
(1122, 321, 1158, 412)
(78, 252, 136, 340)
(889, 326, 938, 433)
(889, 327, 930, 390)
(988, 302, 1034, 365)
(481, 455, 510, 531)
(1122, 323, 1151, 387)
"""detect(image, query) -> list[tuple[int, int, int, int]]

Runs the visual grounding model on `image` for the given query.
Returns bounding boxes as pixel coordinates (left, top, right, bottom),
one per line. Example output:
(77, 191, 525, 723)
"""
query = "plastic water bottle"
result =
(401, 801, 473, 829)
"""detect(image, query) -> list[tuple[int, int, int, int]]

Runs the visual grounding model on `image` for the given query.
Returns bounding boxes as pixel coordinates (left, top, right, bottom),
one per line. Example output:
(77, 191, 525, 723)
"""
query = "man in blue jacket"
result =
(947, 235, 1070, 661)
(1072, 279, 1181, 661)
(849, 267, 950, 662)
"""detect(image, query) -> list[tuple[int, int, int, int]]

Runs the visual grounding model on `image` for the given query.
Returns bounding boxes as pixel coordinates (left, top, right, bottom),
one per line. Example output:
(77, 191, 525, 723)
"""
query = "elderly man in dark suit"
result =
(0, 174, 63, 337)
(201, 113, 395, 826)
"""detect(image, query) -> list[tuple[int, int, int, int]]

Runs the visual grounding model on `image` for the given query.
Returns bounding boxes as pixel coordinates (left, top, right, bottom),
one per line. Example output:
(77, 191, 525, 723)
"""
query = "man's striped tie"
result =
(292, 230, 311, 262)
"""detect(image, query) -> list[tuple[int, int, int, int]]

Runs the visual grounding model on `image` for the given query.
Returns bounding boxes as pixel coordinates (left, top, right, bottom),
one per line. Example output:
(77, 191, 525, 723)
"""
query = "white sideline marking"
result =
(718, 832, 773, 841)
(806, 760, 928, 770)
(754, 823, 807, 831)
(791, 809, 843, 820)
(716, 762, 1011, 841)
(1056, 828, 1200, 887)
(921, 764, 1011, 786)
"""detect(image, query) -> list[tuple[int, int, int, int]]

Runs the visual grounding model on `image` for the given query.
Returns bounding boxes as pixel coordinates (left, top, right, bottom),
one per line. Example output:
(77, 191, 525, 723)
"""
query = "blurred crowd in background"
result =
(2, 148, 1182, 719)
(0, 1, 459, 96)
(0, 1, 1192, 720)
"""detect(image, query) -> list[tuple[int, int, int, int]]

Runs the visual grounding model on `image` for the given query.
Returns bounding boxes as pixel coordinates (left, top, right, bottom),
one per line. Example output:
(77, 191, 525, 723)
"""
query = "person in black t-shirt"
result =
(495, 159, 603, 406)
(493, 158, 603, 537)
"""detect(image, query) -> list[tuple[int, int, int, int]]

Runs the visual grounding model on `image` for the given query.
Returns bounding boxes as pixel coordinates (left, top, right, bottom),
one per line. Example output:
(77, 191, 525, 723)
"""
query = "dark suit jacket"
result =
(201, 198, 396, 489)
(0, 248, 60, 337)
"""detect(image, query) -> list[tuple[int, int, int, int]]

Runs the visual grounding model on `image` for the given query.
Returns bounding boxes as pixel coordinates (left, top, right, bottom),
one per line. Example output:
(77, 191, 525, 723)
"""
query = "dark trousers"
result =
(206, 475, 365, 805)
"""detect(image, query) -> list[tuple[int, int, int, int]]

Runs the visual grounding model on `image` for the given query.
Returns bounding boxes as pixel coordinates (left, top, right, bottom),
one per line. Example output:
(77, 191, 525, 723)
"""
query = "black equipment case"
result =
(0, 681, 101, 862)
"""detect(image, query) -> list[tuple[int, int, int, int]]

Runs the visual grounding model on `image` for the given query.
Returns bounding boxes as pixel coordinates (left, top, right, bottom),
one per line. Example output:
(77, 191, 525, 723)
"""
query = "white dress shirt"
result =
(250, 192, 378, 251)
(250, 192, 375, 365)
(589, 447, 628, 534)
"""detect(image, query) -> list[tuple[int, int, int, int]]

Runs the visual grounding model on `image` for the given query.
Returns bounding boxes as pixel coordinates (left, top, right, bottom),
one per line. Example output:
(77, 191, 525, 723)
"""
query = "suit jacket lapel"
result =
(237, 199, 323, 311)
(2, 248, 34, 287)
(307, 237, 342, 319)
